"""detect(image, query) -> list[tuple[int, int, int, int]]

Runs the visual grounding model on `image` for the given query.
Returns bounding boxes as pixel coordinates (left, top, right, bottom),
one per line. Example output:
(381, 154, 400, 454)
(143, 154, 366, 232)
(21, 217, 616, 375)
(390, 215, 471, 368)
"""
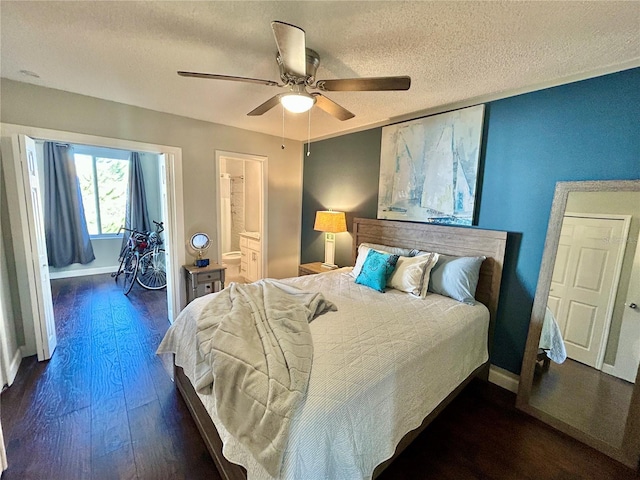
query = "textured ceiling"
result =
(1, 1, 639, 141)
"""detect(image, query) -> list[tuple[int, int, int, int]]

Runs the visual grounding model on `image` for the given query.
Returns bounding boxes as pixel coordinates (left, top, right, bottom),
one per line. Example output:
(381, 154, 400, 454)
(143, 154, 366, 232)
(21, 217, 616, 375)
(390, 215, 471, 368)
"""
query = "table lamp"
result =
(314, 210, 347, 269)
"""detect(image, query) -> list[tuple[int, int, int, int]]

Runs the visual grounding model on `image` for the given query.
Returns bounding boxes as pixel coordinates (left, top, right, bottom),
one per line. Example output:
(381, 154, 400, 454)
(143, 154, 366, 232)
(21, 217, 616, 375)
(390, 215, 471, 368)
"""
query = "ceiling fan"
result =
(178, 21, 411, 121)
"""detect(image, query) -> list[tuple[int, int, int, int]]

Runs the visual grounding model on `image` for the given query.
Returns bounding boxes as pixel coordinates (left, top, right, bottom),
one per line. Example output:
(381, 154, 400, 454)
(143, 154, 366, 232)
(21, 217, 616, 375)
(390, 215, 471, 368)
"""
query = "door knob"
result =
(627, 303, 637, 309)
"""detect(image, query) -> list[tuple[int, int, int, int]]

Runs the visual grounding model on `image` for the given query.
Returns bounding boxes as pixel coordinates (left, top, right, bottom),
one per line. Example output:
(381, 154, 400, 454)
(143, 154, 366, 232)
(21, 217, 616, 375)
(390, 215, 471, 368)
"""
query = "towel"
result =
(539, 306, 567, 364)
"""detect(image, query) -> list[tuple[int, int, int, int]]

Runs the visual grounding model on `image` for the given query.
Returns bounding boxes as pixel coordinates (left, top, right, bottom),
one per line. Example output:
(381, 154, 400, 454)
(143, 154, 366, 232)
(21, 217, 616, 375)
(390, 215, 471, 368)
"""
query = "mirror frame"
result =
(516, 179, 640, 469)
(189, 232, 211, 252)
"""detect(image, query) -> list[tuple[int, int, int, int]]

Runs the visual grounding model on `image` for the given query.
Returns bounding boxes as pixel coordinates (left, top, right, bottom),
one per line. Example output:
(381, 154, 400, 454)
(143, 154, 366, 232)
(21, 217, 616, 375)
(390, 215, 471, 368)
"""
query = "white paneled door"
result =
(1, 418, 7, 473)
(18, 134, 57, 360)
(548, 214, 628, 369)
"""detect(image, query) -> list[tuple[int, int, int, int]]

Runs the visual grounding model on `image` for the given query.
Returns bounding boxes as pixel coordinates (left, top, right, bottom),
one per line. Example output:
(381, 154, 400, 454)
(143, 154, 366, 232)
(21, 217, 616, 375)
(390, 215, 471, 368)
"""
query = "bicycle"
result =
(136, 221, 167, 291)
(112, 221, 166, 294)
(113, 226, 148, 294)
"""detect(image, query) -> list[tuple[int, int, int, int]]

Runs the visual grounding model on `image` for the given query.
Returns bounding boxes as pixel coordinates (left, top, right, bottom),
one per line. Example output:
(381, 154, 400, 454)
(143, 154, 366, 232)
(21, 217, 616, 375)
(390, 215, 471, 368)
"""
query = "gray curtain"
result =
(44, 142, 95, 268)
(121, 152, 151, 254)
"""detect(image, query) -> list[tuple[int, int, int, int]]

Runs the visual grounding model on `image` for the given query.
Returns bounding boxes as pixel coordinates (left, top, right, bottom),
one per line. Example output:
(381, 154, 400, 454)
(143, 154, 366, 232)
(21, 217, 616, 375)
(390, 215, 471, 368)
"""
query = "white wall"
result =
(0, 79, 303, 362)
(47, 237, 122, 279)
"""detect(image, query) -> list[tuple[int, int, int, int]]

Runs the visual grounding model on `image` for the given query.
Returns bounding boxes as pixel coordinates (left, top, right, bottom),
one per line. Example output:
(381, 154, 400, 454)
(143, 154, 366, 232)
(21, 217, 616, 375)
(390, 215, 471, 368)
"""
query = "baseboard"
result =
(19, 345, 35, 359)
(7, 347, 22, 386)
(488, 364, 520, 393)
(49, 265, 118, 279)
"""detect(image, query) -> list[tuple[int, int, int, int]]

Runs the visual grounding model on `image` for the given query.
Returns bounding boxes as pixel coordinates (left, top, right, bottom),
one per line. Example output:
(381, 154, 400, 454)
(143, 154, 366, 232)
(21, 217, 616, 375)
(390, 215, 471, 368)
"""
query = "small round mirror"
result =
(190, 232, 211, 252)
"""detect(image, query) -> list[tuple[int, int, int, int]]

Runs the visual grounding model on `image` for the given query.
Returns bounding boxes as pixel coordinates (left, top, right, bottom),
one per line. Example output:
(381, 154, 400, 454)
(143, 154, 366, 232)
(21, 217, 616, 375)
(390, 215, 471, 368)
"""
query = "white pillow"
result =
(350, 243, 415, 278)
(351, 245, 373, 278)
(387, 252, 439, 297)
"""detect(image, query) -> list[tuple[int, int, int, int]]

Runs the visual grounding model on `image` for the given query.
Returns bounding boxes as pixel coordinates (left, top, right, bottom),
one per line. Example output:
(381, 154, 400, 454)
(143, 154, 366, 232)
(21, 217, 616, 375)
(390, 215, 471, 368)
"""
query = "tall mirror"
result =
(517, 180, 640, 469)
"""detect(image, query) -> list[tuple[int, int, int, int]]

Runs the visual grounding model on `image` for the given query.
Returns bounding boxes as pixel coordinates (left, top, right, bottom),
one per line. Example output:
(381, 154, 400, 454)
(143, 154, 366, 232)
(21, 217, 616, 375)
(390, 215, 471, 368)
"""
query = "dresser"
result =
(183, 263, 226, 304)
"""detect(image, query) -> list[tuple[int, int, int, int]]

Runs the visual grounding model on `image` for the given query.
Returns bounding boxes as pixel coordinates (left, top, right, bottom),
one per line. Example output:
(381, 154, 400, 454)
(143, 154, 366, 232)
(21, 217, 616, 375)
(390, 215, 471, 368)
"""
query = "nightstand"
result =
(298, 262, 338, 276)
(183, 263, 226, 304)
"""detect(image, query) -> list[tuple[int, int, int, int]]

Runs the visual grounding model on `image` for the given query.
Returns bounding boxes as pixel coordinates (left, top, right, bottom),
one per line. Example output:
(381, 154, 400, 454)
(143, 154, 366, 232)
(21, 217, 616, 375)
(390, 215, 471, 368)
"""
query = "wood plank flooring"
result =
(2, 274, 638, 479)
(530, 357, 633, 448)
(1, 274, 217, 480)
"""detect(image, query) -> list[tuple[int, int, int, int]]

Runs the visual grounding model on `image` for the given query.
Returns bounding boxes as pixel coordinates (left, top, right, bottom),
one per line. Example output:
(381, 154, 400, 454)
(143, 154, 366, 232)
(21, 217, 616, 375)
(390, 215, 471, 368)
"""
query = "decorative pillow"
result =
(387, 252, 439, 297)
(428, 254, 486, 305)
(351, 243, 414, 278)
(355, 250, 399, 292)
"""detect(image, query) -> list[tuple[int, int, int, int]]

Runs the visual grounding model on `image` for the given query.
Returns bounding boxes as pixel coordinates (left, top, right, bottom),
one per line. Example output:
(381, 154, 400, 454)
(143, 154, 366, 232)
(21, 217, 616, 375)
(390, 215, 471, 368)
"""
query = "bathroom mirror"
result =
(517, 180, 640, 469)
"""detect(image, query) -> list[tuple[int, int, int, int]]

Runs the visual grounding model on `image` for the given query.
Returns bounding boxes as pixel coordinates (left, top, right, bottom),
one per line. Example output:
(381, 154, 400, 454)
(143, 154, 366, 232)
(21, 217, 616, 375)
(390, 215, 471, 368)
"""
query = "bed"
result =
(160, 218, 507, 480)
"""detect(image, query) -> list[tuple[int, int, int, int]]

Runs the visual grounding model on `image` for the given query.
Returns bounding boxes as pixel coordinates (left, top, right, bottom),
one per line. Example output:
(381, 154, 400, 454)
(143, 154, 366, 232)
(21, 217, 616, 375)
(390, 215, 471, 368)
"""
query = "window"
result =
(74, 153, 129, 236)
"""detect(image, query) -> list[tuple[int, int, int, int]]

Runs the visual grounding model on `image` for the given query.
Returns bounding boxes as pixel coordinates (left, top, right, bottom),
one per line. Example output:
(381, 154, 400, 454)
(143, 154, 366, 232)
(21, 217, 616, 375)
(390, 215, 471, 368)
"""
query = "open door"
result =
(1, 418, 7, 474)
(16, 134, 57, 360)
(158, 154, 175, 323)
(606, 231, 640, 383)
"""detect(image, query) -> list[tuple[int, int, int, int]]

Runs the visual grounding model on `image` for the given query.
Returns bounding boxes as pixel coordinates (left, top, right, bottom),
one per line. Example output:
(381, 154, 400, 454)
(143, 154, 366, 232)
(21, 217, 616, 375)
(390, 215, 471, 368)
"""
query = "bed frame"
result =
(174, 218, 507, 480)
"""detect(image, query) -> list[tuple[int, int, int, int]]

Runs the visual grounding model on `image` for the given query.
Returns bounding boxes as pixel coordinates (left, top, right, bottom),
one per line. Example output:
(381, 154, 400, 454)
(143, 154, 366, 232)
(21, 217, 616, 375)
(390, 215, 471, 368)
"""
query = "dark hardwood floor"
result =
(2, 274, 638, 479)
(1, 274, 218, 480)
(530, 357, 633, 448)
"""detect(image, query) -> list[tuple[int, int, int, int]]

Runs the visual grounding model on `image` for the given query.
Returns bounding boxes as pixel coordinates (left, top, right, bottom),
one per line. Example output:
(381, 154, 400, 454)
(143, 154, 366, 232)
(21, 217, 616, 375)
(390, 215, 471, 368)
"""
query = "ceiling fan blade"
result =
(271, 21, 306, 77)
(311, 93, 355, 121)
(247, 94, 283, 116)
(315, 76, 411, 92)
(178, 71, 280, 87)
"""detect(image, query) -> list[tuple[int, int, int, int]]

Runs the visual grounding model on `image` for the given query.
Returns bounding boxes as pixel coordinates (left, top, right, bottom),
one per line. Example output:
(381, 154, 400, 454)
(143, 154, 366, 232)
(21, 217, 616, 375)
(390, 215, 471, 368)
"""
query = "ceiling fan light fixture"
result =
(280, 92, 316, 113)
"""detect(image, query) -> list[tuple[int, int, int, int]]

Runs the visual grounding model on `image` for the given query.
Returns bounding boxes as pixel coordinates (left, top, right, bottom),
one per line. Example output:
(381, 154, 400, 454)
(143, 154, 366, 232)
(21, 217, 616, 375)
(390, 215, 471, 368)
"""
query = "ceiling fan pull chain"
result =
(281, 105, 285, 150)
(307, 109, 311, 157)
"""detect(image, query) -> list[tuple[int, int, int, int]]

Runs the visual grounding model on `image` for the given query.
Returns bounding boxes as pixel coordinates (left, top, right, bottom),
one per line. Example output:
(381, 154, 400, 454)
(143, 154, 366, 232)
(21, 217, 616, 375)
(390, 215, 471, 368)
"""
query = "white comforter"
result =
(159, 268, 489, 480)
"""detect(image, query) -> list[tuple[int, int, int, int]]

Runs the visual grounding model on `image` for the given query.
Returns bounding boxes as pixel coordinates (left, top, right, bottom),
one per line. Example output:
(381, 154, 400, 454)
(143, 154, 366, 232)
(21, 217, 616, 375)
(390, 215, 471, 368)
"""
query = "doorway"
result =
(1, 123, 185, 361)
(215, 151, 267, 283)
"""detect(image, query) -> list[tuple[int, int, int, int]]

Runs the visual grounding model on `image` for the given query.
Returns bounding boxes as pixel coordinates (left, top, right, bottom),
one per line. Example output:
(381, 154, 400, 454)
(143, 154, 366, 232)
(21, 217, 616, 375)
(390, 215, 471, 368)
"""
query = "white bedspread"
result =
(158, 268, 489, 480)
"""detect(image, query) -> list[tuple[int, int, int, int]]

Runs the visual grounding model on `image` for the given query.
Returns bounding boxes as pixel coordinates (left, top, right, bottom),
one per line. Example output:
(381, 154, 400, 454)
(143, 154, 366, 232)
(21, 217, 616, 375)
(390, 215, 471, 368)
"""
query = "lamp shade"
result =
(314, 211, 347, 233)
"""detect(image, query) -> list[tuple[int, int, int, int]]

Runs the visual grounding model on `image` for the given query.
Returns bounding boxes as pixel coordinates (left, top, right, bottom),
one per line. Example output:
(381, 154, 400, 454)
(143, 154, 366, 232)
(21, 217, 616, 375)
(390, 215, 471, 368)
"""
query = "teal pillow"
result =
(355, 250, 399, 292)
(428, 254, 485, 304)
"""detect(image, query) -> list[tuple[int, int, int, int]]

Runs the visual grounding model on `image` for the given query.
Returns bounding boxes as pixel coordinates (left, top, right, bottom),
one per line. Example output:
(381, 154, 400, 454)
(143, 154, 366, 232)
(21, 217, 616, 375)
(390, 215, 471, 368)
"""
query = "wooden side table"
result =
(183, 263, 226, 304)
(298, 262, 338, 276)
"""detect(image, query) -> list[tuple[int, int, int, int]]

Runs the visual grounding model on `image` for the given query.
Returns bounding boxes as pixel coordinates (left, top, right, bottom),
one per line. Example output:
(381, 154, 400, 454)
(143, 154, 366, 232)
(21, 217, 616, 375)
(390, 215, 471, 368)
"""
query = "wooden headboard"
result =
(352, 218, 507, 329)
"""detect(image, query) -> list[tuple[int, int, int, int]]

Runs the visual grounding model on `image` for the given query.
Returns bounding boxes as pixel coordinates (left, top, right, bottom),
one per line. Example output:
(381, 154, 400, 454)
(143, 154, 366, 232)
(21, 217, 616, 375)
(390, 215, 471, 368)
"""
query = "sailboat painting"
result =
(377, 104, 485, 225)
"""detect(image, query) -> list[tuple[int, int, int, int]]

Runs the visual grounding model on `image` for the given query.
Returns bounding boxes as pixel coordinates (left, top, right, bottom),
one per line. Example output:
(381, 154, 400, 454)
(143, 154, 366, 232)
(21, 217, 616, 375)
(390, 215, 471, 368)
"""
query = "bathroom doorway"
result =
(215, 151, 267, 283)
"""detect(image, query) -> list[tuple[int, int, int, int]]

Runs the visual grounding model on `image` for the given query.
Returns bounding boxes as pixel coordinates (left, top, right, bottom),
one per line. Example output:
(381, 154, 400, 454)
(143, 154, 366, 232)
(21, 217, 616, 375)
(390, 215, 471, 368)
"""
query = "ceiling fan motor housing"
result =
(277, 48, 320, 86)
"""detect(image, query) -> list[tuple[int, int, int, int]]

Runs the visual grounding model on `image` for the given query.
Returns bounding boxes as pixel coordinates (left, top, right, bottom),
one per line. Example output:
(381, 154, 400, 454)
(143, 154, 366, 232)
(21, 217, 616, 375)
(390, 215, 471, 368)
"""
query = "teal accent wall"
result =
(301, 67, 640, 374)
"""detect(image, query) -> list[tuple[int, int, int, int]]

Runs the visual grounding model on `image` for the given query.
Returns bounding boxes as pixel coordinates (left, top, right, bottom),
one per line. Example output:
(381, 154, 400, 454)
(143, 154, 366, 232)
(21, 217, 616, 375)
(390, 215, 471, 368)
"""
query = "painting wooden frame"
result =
(377, 104, 485, 225)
